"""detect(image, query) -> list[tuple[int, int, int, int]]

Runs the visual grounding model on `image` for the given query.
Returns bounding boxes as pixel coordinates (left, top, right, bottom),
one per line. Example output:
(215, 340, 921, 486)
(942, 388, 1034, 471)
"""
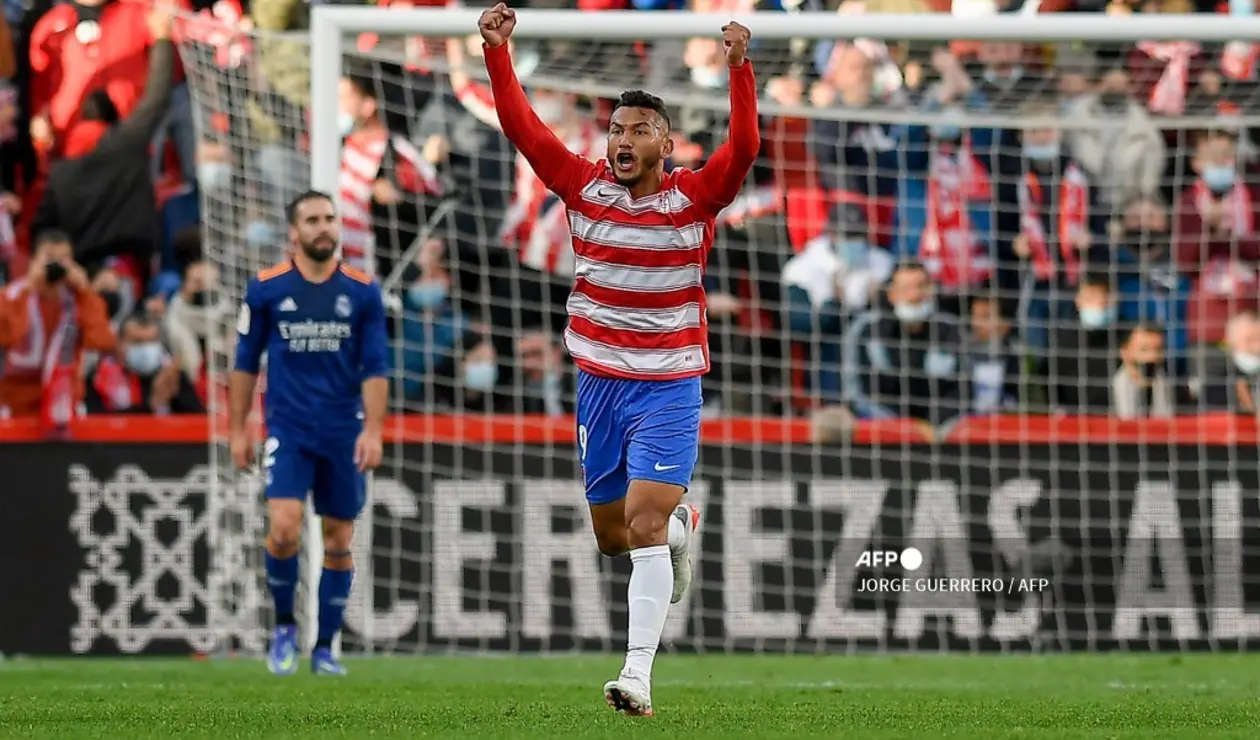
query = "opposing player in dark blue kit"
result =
(229, 190, 389, 676)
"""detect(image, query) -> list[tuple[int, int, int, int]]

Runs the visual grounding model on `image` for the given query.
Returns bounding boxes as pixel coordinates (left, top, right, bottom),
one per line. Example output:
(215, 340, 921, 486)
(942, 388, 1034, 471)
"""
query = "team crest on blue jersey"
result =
(335, 295, 352, 318)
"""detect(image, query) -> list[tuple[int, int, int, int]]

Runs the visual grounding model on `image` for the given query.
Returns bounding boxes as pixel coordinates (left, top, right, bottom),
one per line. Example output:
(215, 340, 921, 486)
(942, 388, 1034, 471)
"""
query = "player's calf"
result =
(611, 481, 682, 699)
(589, 499, 631, 557)
(313, 517, 355, 673)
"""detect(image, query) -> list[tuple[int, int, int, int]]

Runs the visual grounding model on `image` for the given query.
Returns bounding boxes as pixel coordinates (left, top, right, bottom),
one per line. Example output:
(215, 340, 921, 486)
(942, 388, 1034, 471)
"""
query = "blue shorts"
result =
(576, 371, 702, 506)
(262, 425, 366, 521)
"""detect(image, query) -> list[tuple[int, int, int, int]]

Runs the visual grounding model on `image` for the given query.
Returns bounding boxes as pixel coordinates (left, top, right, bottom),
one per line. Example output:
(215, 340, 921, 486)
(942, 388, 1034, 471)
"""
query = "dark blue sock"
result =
(317, 567, 354, 648)
(264, 551, 299, 625)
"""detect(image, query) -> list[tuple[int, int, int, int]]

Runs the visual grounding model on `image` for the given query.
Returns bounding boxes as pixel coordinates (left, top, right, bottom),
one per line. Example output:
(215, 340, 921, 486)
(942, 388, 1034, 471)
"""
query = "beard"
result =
(299, 236, 337, 263)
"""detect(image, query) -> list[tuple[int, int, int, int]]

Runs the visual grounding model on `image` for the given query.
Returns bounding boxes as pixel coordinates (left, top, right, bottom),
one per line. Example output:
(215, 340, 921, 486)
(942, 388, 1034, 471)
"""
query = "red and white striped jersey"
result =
(338, 129, 442, 272)
(486, 43, 760, 381)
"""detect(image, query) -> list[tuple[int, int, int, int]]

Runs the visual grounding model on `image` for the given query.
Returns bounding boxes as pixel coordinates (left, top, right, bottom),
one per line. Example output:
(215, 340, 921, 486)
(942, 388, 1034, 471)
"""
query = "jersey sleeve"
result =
(484, 42, 596, 204)
(359, 282, 390, 381)
(233, 278, 269, 374)
(689, 61, 761, 215)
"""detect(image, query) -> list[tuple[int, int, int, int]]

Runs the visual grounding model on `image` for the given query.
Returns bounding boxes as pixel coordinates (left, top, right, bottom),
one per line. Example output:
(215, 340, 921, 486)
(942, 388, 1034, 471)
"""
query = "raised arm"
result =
(692, 22, 760, 214)
(480, 4, 592, 203)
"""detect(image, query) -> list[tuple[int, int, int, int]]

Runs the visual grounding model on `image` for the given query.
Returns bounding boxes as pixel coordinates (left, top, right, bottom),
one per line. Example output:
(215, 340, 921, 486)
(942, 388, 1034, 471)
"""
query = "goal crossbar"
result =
(307, 9, 1260, 212)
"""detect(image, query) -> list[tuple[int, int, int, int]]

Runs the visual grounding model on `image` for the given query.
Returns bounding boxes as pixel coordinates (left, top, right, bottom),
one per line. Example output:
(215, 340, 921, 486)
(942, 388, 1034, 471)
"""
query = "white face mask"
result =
(337, 112, 357, 136)
(125, 342, 164, 376)
(1234, 351, 1260, 375)
(893, 300, 934, 324)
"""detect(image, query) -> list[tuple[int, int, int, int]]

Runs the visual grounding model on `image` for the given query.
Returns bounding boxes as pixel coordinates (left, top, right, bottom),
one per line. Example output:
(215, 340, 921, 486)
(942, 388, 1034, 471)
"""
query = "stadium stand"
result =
(1, 0, 1259, 432)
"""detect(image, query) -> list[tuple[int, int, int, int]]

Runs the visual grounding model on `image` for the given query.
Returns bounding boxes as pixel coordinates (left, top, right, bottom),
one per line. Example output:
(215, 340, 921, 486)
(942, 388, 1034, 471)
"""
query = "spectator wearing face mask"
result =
(1202, 312, 1260, 415)
(811, 45, 904, 247)
(783, 221, 894, 402)
(999, 101, 1109, 350)
(515, 329, 573, 417)
(164, 259, 221, 385)
(1047, 274, 1124, 414)
(0, 229, 116, 420)
(85, 312, 204, 415)
(1110, 196, 1191, 372)
(335, 72, 446, 278)
(30, 7, 176, 281)
(397, 239, 469, 404)
(1111, 323, 1190, 420)
(1174, 130, 1260, 346)
(451, 338, 504, 413)
(1063, 66, 1166, 210)
(841, 261, 968, 429)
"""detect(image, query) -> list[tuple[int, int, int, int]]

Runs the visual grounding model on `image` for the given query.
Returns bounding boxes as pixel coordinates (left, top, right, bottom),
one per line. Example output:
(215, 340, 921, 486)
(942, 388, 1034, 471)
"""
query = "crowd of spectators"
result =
(1, 0, 1259, 438)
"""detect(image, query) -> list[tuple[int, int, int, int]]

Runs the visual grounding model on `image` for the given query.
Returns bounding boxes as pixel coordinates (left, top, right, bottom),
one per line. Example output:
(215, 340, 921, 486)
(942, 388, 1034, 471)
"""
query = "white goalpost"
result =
(188, 9, 1260, 657)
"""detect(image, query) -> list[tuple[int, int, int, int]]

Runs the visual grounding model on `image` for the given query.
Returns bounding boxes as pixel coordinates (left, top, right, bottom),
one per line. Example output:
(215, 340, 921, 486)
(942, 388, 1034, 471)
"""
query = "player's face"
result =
(290, 198, 340, 263)
(607, 107, 672, 186)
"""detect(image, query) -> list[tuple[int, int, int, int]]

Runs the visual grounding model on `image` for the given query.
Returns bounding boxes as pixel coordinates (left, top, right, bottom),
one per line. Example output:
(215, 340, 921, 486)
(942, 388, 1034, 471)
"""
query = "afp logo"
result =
(856, 547, 925, 571)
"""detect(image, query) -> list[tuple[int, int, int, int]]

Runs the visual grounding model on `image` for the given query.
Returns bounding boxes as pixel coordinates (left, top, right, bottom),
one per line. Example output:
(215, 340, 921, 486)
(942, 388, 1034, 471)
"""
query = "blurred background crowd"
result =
(1, 0, 1260, 437)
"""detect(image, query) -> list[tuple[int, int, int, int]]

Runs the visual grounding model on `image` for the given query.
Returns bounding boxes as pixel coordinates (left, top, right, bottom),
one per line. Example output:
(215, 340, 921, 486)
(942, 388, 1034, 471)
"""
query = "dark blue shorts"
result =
(576, 371, 702, 506)
(262, 425, 366, 521)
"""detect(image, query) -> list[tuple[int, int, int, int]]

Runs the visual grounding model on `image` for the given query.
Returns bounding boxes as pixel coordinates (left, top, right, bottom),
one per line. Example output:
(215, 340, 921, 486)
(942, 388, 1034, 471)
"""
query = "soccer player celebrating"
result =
(479, 4, 759, 715)
(229, 191, 390, 676)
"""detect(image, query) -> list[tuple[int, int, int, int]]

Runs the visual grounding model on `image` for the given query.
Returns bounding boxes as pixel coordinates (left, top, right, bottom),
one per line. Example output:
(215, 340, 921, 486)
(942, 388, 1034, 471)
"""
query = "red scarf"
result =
(920, 142, 992, 290)
(2, 281, 81, 431)
(1193, 178, 1255, 236)
(1019, 163, 1089, 284)
(91, 355, 142, 412)
(1137, 41, 1201, 116)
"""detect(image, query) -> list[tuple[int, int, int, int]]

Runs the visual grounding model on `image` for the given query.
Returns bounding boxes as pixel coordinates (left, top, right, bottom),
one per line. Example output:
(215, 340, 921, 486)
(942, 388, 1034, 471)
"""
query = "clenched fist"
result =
(722, 21, 751, 67)
(479, 3, 516, 48)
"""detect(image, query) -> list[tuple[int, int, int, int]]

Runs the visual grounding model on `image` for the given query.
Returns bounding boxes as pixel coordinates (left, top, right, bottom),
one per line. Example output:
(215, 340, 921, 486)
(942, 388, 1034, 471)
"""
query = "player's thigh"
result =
(587, 498, 628, 556)
(310, 438, 367, 522)
(624, 378, 702, 492)
(576, 372, 629, 507)
(263, 431, 316, 505)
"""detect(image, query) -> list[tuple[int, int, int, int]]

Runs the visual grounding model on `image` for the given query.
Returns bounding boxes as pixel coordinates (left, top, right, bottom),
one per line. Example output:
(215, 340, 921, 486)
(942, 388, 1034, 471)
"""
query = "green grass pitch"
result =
(2, 654, 1259, 739)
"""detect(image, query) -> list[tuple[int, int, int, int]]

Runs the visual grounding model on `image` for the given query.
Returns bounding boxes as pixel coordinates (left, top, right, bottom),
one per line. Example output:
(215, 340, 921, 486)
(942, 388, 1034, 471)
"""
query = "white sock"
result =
(667, 511, 687, 550)
(623, 544, 672, 681)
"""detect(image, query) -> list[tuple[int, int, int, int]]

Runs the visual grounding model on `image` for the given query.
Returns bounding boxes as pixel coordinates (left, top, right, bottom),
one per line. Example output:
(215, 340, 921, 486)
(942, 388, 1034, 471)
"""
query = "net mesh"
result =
(181, 17, 1260, 653)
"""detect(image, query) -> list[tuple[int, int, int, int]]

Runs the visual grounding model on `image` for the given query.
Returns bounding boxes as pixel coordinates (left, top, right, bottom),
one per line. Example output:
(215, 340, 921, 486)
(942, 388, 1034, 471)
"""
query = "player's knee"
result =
(266, 520, 302, 557)
(322, 518, 354, 554)
(625, 509, 670, 549)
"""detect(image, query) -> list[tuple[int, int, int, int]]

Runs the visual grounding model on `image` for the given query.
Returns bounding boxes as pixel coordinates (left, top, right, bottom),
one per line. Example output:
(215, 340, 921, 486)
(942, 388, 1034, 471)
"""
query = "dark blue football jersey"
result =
(234, 261, 389, 438)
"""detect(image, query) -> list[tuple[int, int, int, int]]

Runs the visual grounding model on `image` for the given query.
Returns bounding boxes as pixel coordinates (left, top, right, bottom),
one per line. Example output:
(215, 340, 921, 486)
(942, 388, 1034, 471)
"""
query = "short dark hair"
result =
(122, 312, 158, 332)
(1078, 272, 1112, 293)
(1125, 322, 1164, 344)
(34, 228, 71, 251)
(286, 191, 336, 225)
(891, 260, 930, 280)
(342, 73, 377, 101)
(613, 90, 670, 131)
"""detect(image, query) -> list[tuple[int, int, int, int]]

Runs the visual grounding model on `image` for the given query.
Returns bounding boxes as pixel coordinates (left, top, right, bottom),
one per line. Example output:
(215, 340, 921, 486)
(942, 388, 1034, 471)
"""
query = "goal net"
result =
(182, 10, 1260, 655)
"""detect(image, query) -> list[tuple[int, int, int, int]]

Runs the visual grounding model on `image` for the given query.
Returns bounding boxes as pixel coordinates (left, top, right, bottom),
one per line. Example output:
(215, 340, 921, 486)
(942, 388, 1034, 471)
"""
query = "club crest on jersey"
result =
(335, 295, 352, 318)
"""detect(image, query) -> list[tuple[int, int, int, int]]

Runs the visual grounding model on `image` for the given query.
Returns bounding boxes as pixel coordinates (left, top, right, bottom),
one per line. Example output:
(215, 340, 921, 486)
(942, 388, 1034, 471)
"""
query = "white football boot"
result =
(604, 670, 653, 716)
(670, 503, 701, 604)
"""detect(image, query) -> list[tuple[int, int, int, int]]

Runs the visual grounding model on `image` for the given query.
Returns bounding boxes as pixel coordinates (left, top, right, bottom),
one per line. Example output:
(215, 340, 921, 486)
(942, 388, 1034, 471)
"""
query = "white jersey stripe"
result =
(574, 257, 701, 293)
(566, 292, 703, 333)
(565, 330, 707, 376)
(578, 179, 694, 215)
(569, 212, 705, 251)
